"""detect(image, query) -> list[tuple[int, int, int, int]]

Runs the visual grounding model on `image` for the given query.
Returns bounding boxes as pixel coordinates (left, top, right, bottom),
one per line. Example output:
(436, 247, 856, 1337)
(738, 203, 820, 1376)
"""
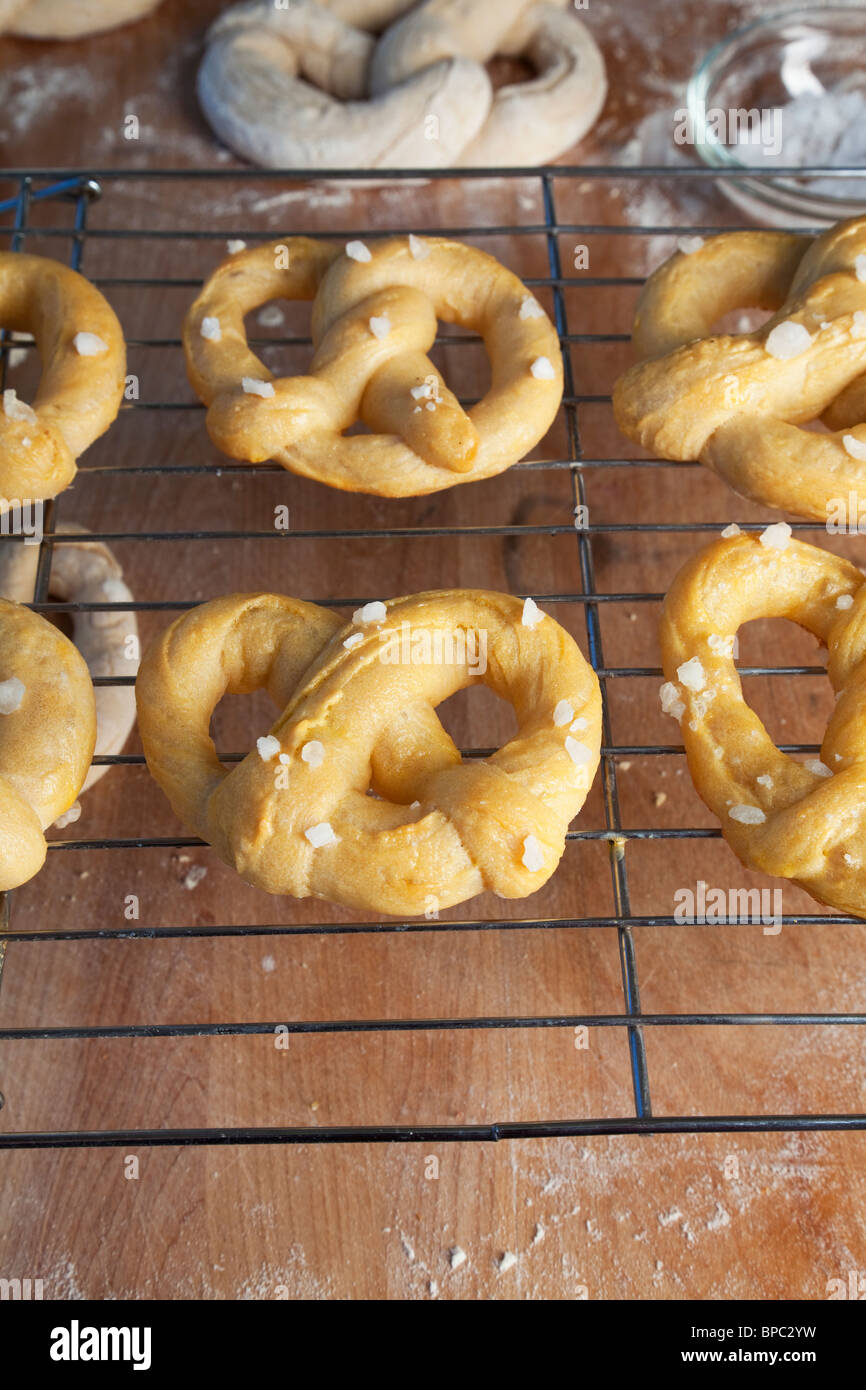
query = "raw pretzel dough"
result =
(197, 0, 607, 169)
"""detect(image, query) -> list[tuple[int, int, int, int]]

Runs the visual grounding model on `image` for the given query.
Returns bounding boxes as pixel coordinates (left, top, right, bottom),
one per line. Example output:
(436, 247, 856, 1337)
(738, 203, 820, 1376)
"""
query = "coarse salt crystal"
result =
(353, 600, 386, 626)
(305, 822, 339, 848)
(565, 736, 593, 766)
(729, 804, 766, 824)
(200, 316, 222, 342)
(227, 239, 246, 254)
(720, 523, 741, 538)
(522, 597, 544, 628)
(843, 434, 866, 461)
(256, 735, 280, 761)
(411, 382, 432, 400)
(677, 235, 704, 255)
(346, 240, 371, 263)
(3, 388, 36, 424)
(408, 234, 429, 260)
(570, 716, 588, 733)
(0, 676, 25, 713)
(369, 315, 391, 340)
(805, 759, 832, 778)
(497, 1252, 518, 1273)
(279, 753, 290, 765)
(521, 834, 545, 872)
(73, 331, 108, 356)
(21, 436, 31, 448)
(530, 356, 556, 380)
(844, 852, 856, 867)
(836, 593, 855, 610)
(449, 1247, 467, 1270)
(765, 320, 812, 360)
(677, 657, 706, 693)
(756, 774, 773, 789)
(242, 377, 275, 398)
(343, 632, 364, 650)
(553, 699, 574, 726)
(519, 296, 545, 319)
(707, 634, 734, 655)
(659, 681, 685, 721)
(855, 254, 866, 284)
(53, 801, 81, 829)
(759, 521, 792, 551)
(301, 740, 325, 768)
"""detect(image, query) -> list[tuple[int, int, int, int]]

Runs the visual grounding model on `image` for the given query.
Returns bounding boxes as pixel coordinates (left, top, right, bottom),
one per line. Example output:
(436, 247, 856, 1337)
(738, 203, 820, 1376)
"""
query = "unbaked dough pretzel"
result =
(0, 0, 161, 38)
(0, 254, 126, 502)
(184, 234, 562, 496)
(0, 597, 95, 889)
(613, 216, 866, 523)
(0, 524, 138, 794)
(659, 527, 866, 918)
(136, 589, 601, 915)
(196, 0, 606, 169)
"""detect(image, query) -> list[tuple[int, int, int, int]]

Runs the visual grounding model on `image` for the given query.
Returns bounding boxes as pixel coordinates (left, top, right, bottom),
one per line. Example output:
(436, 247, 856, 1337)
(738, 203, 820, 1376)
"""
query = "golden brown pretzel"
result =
(613, 217, 866, 523)
(0, 524, 138, 795)
(0, 597, 95, 889)
(136, 589, 601, 915)
(0, 254, 126, 502)
(659, 526, 866, 918)
(183, 234, 562, 496)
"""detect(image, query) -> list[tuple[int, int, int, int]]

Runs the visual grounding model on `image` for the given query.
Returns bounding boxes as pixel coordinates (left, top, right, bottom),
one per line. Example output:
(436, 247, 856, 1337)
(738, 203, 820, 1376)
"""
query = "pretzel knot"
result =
(197, 0, 606, 169)
(184, 235, 563, 496)
(0, 253, 126, 502)
(136, 590, 601, 915)
(613, 216, 866, 523)
(659, 529, 866, 917)
(0, 598, 96, 890)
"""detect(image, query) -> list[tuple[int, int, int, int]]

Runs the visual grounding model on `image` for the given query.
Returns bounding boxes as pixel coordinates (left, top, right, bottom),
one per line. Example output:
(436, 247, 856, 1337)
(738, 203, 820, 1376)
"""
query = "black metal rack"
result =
(0, 166, 864, 1150)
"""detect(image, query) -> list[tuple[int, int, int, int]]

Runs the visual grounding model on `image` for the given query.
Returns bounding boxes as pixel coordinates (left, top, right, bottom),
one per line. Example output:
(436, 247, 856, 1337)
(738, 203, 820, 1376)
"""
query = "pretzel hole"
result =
(428, 328, 491, 403)
(208, 687, 275, 765)
(433, 685, 518, 754)
(735, 617, 835, 745)
(244, 299, 313, 379)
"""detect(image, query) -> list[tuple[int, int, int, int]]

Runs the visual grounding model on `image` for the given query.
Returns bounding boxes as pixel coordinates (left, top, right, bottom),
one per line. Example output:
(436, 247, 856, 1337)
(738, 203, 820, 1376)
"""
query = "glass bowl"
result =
(687, 5, 866, 226)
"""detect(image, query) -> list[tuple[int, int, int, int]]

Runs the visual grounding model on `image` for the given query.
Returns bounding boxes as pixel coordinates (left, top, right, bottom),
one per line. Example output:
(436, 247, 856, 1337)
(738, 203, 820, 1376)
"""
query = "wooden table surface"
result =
(0, 0, 864, 1301)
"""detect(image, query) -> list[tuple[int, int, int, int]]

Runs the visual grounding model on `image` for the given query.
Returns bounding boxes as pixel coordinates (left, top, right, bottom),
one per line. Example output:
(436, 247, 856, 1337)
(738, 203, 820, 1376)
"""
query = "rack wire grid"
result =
(0, 165, 865, 1151)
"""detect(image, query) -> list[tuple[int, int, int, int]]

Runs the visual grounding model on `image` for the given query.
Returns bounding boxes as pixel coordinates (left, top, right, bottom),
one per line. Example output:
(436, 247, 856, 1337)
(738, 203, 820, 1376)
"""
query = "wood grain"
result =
(0, 0, 864, 1301)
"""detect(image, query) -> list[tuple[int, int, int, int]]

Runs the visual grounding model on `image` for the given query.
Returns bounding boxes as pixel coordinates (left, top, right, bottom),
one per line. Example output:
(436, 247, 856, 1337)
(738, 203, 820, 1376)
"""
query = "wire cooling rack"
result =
(0, 166, 865, 1150)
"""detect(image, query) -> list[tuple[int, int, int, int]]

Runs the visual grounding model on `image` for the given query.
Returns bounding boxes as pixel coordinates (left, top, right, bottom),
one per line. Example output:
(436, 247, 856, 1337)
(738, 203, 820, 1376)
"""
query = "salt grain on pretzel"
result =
(135, 589, 601, 915)
(184, 234, 562, 497)
(660, 529, 866, 917)
(0, 254, 125, 502)
(613, 215, 866, 523)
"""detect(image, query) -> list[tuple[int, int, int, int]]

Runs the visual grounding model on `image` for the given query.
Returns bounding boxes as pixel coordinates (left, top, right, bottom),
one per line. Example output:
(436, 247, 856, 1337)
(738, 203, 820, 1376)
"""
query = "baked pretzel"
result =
(197, 0, 606, 170)
(0, 524, 138, 794)
(0, 0, 162, 38)
(613, 216, 866, 523)
(136, 589, 601, 915)
(0, 597, 95, 889)
(0, 254, 126, 502)
(184, 234, 562, 496)
(659, 527, 866, 918)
